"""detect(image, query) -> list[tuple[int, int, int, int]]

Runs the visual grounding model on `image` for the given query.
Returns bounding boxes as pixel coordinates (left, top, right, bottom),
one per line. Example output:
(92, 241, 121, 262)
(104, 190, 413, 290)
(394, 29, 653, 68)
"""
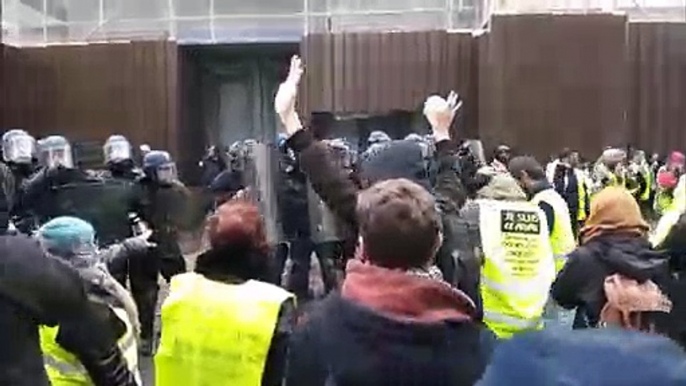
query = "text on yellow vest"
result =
(477, 199, 556, 339)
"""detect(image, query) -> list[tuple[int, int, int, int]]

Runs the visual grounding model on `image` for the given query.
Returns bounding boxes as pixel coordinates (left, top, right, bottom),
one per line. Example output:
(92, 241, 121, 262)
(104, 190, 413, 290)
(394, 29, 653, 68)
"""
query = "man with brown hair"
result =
(355, 179, 443, 270)
(277, 57, 494, 386)
(286, 177, 494, 386)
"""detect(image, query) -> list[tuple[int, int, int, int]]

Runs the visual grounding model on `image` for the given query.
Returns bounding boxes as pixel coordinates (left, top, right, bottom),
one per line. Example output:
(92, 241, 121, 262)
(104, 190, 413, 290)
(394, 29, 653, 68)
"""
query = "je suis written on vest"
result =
(500, 210, 542, 278)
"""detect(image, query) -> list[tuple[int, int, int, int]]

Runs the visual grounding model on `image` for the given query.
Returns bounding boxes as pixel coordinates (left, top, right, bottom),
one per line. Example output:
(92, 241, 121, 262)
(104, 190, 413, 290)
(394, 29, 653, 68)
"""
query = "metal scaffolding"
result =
(1, 0, 683, 46)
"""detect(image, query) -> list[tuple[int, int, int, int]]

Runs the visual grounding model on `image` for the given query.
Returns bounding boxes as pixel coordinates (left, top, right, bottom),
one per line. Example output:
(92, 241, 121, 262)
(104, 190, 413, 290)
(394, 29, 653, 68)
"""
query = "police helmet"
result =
(2, 129, 36, 165)
(38, 135, 73, 169)
(103, 135, 132, 165)
(143, 150, 177, 184)
(368, 131, 391, 146)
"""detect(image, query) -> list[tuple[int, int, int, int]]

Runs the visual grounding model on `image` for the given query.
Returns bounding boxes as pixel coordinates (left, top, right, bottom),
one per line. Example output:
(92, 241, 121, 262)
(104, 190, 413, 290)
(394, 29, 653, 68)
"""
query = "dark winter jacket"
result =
(287, 130, 471, 294)
(0, 234, 136, 386)
(553, 164, 580, 226)
(551, 235, 671, 329)
(653, 212, 686, 348)
(136, 177, 189, 280)
(194, 246, 297, 386)
(285, 260, 496, 386)
(276, 156, 310, 240)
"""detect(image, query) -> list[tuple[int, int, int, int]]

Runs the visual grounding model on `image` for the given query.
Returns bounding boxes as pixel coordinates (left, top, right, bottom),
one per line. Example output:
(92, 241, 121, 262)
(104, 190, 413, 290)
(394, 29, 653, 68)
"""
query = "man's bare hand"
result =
(275, 55, 304, 136)
(423, 91, 462, 142)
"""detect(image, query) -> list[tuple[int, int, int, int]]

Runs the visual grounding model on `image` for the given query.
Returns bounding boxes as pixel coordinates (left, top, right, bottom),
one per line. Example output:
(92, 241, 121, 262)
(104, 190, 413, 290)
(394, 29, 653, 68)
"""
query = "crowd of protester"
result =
(5, 54, 686, 386)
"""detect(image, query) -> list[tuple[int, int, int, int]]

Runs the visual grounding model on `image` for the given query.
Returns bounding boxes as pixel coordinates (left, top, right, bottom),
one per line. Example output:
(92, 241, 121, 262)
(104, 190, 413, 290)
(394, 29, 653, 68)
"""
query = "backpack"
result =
(599, 273, 672, 332)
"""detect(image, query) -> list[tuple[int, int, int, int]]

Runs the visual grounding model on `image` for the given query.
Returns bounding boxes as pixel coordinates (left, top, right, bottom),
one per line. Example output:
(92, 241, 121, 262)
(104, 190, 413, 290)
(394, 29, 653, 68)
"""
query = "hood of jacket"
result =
(358, 140, 431, 192)
(586, 235, 669, 282)
(341, 259, 475, 323)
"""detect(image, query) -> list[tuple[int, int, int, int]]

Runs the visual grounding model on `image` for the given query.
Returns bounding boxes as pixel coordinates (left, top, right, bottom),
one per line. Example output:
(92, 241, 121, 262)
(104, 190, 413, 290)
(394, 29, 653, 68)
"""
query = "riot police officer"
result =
(102, 135, 142, 181)
(17, 135, 135, 242)
(136, 150, 188, 355)
(1, 129, 37, 231)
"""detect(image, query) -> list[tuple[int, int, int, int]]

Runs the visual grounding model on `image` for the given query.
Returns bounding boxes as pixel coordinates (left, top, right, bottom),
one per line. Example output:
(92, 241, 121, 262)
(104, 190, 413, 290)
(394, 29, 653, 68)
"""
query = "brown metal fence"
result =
(2, 18, 686, 170)
(300, 30, 479, 137)
(0, 40, 182, 166)
(478, 14, 629, 160)
(628, 22, 686, 156)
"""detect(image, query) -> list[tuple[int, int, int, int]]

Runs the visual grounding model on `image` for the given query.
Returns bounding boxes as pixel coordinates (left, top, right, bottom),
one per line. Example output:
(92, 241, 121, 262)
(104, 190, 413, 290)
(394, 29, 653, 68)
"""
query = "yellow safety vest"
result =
(575, 170, 589, 222)
(40, 307, 140, 386)
(531, 188, 577, 272)
(478, 199, 555, 339)
(672, 176, 686, 212)
(640, 169, 652, 202)
(651, 206, 684, 248)
(654, 188, 674, 216)
(155, 273, 294, 386)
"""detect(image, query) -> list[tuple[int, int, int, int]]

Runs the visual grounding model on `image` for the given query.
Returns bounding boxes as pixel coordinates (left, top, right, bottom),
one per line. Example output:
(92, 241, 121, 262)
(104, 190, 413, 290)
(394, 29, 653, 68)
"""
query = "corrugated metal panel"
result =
(628, 22, 686, 156)
(1, 41, 180, 161)
(479, 14, 628, 160)
(300, 30, 478, 135)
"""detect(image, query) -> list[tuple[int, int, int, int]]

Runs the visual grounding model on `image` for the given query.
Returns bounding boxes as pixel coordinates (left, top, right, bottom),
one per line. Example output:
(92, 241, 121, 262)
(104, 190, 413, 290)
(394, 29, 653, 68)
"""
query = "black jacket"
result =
(0, 234, 136, 386)
(551, 235, 671, 329)
(285, 292, 495, 386)
(194, 247, 297, 386)
(287, 130, 472, 294)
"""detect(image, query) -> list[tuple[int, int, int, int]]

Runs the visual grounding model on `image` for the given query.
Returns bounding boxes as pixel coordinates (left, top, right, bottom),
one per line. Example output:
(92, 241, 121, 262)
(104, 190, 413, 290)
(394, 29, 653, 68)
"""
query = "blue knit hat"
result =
(38, 216, 96, 258)
(478, 328, 686, 386)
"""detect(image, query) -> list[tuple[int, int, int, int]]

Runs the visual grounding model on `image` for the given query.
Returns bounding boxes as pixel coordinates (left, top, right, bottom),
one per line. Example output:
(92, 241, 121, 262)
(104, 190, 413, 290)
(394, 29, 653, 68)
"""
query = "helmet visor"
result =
(104, 140, 132, 164)
(3, 135, 35, 164)
(41, 146, 73, 168)
(156, 162, 177, 184)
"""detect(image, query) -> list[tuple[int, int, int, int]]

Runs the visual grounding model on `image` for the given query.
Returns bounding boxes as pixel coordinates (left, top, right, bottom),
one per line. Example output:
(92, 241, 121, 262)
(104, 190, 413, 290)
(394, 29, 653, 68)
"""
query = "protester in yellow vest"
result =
(466, 173, 555, 338)
(590, 148, 628, 198)
(510, 156, 577, 329)
(510, 156, 577, 272)
(549, 149, 589, 238)
(37, 216, 148, 386)
(156, 198, 296, 386)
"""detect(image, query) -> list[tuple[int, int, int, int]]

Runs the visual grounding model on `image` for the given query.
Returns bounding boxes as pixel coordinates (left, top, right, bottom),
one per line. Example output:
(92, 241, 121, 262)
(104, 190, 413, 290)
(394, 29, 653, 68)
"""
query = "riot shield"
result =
(307, 184, 347, 244)
(51, 177, 136, 247)
(307, 144, 350, 244)
(242, 141, 281, 245)
(463, 139, 486, 167)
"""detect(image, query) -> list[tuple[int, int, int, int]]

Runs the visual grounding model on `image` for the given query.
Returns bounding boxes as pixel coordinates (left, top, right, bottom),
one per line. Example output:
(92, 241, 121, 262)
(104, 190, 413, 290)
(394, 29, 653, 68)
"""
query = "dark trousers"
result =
(112, 249, 160, 341)
(277, 238, 344, 301)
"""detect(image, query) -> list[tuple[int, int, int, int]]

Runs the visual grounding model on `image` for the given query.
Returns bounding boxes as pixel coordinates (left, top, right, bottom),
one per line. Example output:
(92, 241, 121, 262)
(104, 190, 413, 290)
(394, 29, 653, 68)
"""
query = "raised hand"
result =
(423, 91, 462, 141)
(275, 55, 304, 135)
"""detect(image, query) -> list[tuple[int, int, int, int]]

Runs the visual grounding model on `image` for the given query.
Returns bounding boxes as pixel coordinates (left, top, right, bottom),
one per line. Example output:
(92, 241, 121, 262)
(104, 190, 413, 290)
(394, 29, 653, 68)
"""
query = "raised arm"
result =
(276, 56, 360, 230)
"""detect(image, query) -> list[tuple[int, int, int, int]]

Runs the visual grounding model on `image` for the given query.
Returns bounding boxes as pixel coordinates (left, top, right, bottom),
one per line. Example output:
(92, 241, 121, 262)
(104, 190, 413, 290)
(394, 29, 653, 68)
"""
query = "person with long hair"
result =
(551, 187, 671, 330)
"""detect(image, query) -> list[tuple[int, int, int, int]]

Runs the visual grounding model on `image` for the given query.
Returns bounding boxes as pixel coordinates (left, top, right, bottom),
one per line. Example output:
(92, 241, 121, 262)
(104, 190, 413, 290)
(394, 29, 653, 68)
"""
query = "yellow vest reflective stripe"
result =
(672, 176, 686, 212)
(640, 169, 652, 202)
(40, 306, 140, 386)
(155, 273, 294, 386)
(575, 170, 588, 222)
(531, 189, 577, 272)
(651, 207, 683, 248)
(477, 199, 555, 339)
(655, 189, 674, 216)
